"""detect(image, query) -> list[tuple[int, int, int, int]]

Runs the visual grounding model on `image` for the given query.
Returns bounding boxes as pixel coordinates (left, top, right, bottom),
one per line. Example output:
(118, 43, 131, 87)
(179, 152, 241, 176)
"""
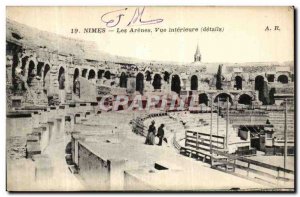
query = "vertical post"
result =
(185, 130, 187, 147)
(226, 98, 229, 149)
(196, 132, 199, 150)
(210, 96, 213, 154)
(217, 97, 219, 147)
(284, 99, 287, 178)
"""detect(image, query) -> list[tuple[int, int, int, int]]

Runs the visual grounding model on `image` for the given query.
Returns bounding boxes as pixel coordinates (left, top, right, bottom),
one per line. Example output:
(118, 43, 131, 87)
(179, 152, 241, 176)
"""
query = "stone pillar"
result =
(47, 121, 55, 142)
(59, 90, 65, 104)
(108, 159, 127, 190)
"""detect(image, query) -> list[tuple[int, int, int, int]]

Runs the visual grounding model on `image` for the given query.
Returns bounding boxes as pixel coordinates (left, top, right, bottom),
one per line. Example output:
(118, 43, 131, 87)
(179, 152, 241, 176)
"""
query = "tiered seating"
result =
(74, 111, 133, 138)
(177, 112, 250, 154)
(133, 111, 251, 155)
(268, 111, 294, 141)
(143, 114, 186, 146)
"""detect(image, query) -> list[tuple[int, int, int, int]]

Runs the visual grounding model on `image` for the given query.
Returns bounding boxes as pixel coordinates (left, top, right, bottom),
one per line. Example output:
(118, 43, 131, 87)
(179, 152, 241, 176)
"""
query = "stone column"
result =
(108, 159, 127, 190)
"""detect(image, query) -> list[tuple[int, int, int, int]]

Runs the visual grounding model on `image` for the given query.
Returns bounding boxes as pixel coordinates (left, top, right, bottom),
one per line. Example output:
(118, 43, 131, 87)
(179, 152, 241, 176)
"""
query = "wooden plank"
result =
(186, 139, 222, 150)
(186, 135, 224, 146)
(217, 160, 293, 182)
(212, 149, 294, 174)
(186, 130, 225, 139)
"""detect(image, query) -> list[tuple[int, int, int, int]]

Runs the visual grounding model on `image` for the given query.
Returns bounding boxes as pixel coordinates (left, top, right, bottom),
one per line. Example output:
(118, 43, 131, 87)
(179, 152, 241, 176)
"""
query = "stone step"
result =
(68, 165, 79, 174)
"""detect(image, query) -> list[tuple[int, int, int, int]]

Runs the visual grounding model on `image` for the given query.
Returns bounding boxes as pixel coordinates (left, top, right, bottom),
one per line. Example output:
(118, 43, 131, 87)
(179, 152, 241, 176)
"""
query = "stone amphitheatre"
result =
(6, 19, 294, 191)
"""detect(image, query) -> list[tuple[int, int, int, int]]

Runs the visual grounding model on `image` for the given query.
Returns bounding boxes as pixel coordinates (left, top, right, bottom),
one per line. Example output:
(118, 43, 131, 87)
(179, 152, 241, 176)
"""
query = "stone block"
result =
(26, 141, 41, 158)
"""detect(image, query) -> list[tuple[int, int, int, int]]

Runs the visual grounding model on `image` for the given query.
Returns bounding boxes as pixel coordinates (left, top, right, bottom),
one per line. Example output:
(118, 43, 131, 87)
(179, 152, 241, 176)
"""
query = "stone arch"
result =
(238, 94, 252, 105)
(277, 74, 288, 84)
(120, 72, 128, 88)
(43, 64, 50, 88)
(171, 74, 181, 94)
(82, 69, 88, 78)
(255, 75, 266, 103)
(163, 71, 170, 83)
(88, 69, 96, 80)
(152, 74, 162, 89)
(58, 67, 65, 90)
(190, 75, 198, 90)
(255, 75, 264, 91)
(73, 68, 80, 93)
(136, 72, 144, 94)
(214, 93, 233, 104)
(98, 69, 104, 79)
(235, 75, 243, 90)
(104, 70, 111, 79)
(198, 93, 209, 106)
(27, 60, 36, 86)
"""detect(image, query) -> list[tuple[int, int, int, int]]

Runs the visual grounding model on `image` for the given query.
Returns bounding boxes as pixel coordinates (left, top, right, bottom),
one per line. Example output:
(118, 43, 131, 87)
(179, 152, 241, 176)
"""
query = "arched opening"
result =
(11, 53, 19, 90)
(277, 75, 288, 84)
(98, 70, 104, 79)
(163, 71, 170, 83)
(88, 69, 96, 80)
(191, 75, 198, 90)
(136, 73, 144, 94)
(214, 93, 233, 105)
(73, 68, 79, 93)
(238, 94, 252, 105)
(58, 67, 65, 90)
(171, 75, 181, 94)
(82, 69, 88, 78)
(120, 72, 128, 88)
(198, 93, 209, 106)
(152, 74, 162, 89)
(104, 71, 111, 79)
(267, 75, 275, 82)
(255, 75, 265, 103)
(255, 76, 264, 91)
(145, 71, 152, 81)
(43, 64, 50, 88)
(36, 62, 44, 77)
(235, 76, 243, 90)
(269, 88, 276, 105)
(27, 61, 35, 86)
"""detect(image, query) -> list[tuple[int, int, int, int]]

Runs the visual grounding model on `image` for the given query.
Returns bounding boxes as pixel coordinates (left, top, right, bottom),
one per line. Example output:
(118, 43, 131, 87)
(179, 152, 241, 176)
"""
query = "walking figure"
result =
(145, 120, 156, 145)
(157, 124, 165, 146)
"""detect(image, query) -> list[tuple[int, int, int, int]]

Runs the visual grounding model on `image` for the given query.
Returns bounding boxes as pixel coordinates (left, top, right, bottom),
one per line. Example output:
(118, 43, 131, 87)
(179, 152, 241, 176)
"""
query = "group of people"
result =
(145, 120, 166, 146)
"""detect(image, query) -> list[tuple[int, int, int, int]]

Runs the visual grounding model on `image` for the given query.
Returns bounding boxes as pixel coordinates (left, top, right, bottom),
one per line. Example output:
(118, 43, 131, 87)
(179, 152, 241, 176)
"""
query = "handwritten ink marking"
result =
(101, 8, 128, 28)
(101, 7, 163, 28)
(127, 7, 163, 27)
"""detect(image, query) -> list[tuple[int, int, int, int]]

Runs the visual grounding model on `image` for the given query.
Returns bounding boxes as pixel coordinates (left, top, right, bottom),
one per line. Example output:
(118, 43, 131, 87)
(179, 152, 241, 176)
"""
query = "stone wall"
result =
(6, 19, 294, 110)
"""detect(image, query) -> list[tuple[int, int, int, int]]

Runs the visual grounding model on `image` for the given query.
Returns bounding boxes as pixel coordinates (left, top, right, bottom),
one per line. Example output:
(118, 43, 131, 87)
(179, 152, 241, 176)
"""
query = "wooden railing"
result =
(212, 149, 294, 186)
(185, 130, 225, 150)
(172, 132, 182, 151)
(180, 130, 293, 186)
(179, 130, 227, 163)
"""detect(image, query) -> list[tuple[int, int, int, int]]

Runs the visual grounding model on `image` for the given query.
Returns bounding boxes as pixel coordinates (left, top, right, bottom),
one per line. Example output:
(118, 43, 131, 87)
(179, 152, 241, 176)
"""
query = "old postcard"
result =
(6, 6, 295, 191)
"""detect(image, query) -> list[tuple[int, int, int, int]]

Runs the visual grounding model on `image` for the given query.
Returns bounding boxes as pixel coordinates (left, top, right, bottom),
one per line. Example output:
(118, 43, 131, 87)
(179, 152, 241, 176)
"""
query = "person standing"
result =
(157, 124, 165, 146)
(145, 120, 156, 145)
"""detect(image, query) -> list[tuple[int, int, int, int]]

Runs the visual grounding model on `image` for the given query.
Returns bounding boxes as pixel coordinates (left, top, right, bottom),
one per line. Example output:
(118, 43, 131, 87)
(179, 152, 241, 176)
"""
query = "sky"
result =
(6, 6, 294, 63)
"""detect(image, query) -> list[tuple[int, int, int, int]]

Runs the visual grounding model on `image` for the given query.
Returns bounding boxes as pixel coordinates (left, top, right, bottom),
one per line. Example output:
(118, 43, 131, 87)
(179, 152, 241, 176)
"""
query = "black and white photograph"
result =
(5, 6, 295, 192)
